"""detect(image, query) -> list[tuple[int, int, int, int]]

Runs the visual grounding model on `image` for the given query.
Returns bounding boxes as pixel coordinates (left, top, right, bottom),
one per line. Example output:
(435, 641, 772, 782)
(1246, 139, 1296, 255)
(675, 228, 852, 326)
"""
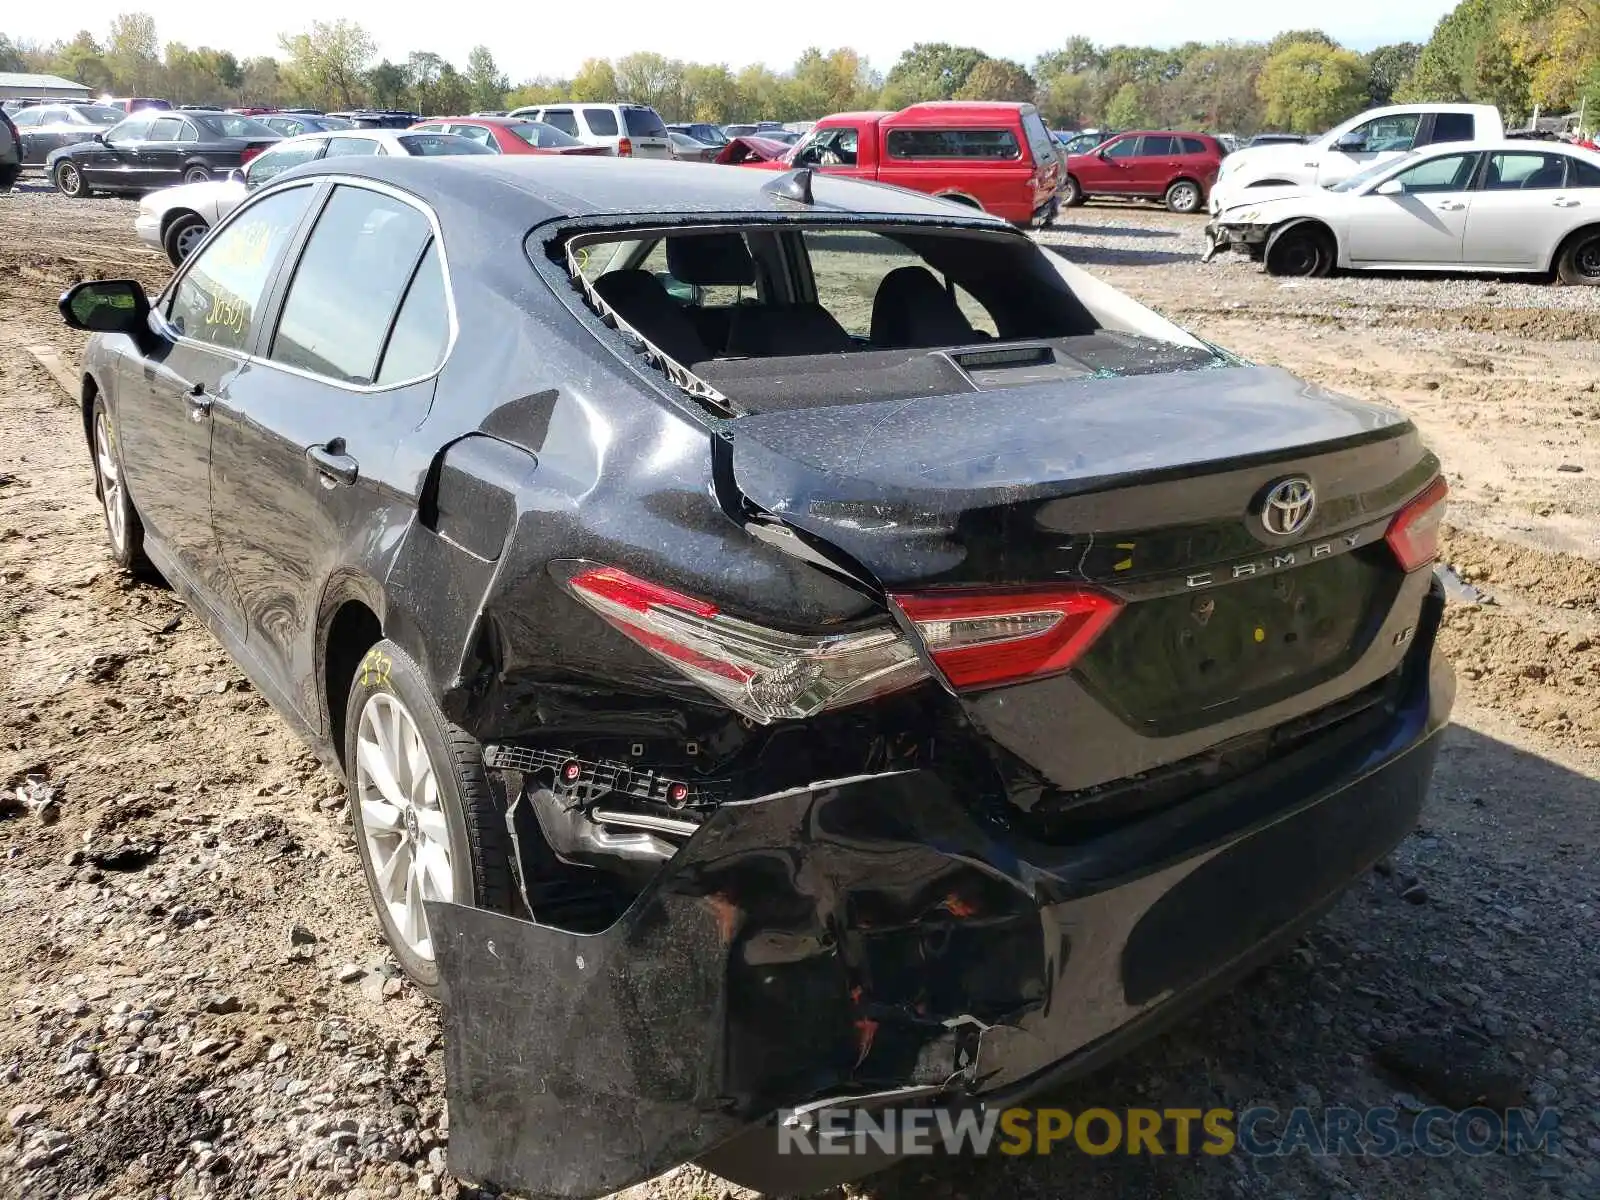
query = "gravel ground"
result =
(0, 187, 1598, 1200)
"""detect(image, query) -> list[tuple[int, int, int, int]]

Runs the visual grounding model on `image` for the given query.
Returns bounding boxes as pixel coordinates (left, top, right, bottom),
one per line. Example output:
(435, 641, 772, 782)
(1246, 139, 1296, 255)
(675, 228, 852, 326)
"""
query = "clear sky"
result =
(11, 1, 1457, 80)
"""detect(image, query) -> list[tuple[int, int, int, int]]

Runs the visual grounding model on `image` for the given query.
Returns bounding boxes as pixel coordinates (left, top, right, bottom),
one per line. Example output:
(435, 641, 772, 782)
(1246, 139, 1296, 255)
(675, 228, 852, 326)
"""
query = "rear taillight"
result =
(240, 145, 264, 165)
(1385, 477, 1449, 571)
(616, 137, 633, 157)
(563, 565, 927, 723)
(892, 588, 1122, 691)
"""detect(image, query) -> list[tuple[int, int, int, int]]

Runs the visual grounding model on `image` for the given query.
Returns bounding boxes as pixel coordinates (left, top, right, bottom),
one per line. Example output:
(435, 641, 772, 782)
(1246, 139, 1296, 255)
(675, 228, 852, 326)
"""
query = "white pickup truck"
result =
(1210, 104, 1505, 214)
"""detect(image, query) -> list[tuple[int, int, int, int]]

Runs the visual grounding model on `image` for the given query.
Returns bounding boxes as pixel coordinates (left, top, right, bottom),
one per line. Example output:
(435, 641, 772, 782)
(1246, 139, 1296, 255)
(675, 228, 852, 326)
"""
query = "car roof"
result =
(273, 154, 1014, 225)
(416, 115, 532, 126)
(886, 101, 1032, 125)
(274, 128, 416, 146)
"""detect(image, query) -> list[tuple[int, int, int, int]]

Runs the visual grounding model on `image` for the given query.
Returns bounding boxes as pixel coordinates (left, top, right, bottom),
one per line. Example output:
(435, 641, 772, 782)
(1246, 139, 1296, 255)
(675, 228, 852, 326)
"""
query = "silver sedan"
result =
(9, 103, 124, 166)
(667, 131, 718, 163)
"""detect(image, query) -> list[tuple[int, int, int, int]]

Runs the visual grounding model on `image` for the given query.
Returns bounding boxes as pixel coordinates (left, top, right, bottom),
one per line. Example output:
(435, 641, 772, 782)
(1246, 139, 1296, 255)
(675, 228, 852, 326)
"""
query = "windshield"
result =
(1330, 152, 1420, 193)
(194, 113, 277, 138)
(397, 133, 497, 156)
(509, 121, 582, 149)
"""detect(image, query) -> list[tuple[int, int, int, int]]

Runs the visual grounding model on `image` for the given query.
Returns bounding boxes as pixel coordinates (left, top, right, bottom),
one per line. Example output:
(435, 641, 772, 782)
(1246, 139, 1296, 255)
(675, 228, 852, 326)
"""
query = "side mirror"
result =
(1374, 178, 1404, 196)
(59, 280, 150, 335)
(228, 167, 245, 185)
(92, 132, 106, 143)
(1333, 135, 1366, 152)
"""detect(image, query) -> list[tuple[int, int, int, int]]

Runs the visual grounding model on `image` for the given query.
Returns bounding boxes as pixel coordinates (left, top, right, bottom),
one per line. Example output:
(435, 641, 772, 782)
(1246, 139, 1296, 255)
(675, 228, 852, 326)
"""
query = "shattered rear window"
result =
(550, 221, 1228, 415)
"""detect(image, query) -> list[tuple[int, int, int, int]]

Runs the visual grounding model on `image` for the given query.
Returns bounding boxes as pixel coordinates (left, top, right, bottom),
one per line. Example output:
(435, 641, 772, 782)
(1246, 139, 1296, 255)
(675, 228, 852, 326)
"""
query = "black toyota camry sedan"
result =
(62, 155, 1453, 1198)
(46, 109, 279, 196)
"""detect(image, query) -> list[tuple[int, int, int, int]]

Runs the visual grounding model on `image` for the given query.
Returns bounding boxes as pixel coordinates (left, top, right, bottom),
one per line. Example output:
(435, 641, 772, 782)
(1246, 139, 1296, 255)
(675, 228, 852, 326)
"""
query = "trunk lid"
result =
(725, 363, 1437, 773)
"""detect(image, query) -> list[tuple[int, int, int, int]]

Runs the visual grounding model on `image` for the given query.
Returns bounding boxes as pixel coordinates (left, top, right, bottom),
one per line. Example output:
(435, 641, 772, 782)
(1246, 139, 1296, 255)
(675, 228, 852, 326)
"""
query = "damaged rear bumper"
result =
(428, 601, 1453, 1198)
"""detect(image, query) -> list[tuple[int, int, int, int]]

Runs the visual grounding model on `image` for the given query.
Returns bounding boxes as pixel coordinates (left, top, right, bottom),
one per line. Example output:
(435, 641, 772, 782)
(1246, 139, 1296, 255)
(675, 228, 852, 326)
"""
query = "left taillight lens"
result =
(240, 144, 264, 165)
(1385, 477, 1449, 571)
(892, 587, 1122, 692)
(616, 136, 633, 157)
(563, 565, 928, 724)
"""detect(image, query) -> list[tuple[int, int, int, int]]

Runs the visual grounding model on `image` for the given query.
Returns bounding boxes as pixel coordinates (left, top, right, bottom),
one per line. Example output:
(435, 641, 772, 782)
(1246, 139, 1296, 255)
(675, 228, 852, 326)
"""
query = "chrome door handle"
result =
(1553, 197, 1581, 207)
(186, 385, 213, 422)
(1435, 201, 1466, 211)
(307, 440, 359, 487)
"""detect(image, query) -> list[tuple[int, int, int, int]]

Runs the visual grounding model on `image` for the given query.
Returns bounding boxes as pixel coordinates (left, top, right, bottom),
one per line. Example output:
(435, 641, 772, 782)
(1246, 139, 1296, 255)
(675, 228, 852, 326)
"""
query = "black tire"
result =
(1555, 228, 1600, 286)
(343, 639, 517, 996)
(0, 164, 18, 193)
(182, 164, 212, 185)
(89, 397, 155, 578)
(1061, 174, 1085, 207)
(1165, 178, 1202, 214)
(163, 213, 209, 266)
(54, 159, 90, 198)
(1264, 223, 1335, 278)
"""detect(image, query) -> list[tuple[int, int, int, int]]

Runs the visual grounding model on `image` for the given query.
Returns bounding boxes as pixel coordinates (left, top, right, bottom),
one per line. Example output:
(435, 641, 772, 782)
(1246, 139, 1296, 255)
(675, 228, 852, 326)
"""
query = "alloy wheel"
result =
(1169, 182, 1199, 213)
(1577, 238, 1600, 280)
(354, 692, 454, 961)
(94, 410, 125, 553)
(173, 222, 207, 261)
(57, 163, 81, 197)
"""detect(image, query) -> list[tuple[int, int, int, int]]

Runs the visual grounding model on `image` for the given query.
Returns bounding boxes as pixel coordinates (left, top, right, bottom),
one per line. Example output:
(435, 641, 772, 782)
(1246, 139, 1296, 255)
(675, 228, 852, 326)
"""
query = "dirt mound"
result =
(1414, 306, 1600, 341)
(1440, 526, 1600, 610)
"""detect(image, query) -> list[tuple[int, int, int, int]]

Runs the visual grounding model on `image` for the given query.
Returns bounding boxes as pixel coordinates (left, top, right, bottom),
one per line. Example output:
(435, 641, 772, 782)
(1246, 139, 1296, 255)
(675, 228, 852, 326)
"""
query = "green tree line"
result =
(3, 5, 1594, 131)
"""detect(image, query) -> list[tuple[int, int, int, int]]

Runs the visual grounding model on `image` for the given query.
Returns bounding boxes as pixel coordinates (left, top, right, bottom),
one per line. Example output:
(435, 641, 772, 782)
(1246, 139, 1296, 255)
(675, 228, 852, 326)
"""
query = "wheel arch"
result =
(80, 373, 101, 494)
(1548, 222, 1600, 274)
(318, 581, 387, 772)
(160, 206, 204, 238)
(1165, 175, 1204, 204)
(1267, 216, 1338, 250)
(935, 191, 985, 211)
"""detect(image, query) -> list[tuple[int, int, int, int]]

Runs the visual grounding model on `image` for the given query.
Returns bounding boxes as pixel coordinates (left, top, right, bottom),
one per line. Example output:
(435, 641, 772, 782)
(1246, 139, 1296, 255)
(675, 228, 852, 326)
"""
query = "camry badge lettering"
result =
(1185, 530, 1367, 588)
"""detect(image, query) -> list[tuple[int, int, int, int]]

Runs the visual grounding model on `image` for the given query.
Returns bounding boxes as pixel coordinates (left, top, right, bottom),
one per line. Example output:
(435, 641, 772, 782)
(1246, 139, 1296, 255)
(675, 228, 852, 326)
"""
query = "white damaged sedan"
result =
(1204, 140, 1600, 284)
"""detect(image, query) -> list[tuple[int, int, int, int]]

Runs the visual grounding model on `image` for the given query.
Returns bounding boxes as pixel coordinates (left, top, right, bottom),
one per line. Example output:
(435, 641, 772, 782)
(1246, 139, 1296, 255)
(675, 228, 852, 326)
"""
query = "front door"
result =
(792, 126, 866, 180)
(85, 114, 153, 189)
(208, 182, 445, 725)
(1346, 151, 1481, 266)
(1314, 113, 1421, 189)
(116, 182, 318, 599)
(1085, 134, 1141, 194)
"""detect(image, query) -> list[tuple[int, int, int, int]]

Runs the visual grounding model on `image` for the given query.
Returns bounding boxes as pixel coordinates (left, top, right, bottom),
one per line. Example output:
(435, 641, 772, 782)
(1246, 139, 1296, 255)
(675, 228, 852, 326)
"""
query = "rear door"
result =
(1461, 150, 1575, 268)
(140, 115, 193, 185)
(1129, 134, 1177, 196)
(541, 107, 582, 141)
(1346, 150, 1480, 265)
(207, 181, 447, 719)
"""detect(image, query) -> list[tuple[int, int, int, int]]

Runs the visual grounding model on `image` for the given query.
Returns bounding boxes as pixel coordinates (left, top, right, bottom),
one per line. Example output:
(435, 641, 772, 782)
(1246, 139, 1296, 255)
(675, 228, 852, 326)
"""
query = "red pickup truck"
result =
(718, 101, 1063, 226)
